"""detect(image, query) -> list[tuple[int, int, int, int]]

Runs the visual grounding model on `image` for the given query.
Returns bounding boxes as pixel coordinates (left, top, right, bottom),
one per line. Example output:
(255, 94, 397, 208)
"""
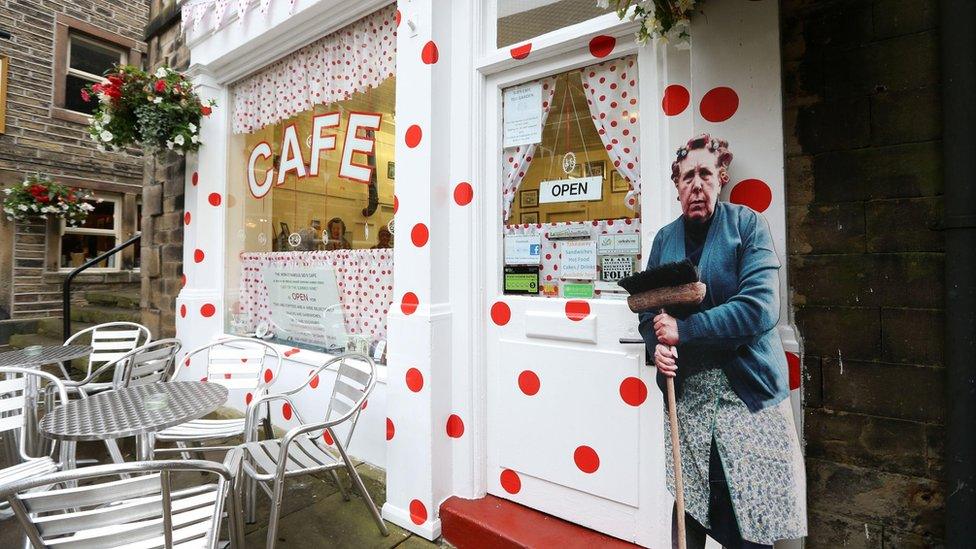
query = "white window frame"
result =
(64, 33, 127, 114)
(59, 193, 122, 272)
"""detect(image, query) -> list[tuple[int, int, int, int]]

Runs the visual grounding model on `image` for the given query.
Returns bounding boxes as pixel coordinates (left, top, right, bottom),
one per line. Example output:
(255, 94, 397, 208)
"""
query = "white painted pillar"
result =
(382, 0, 457, 539)
(176, 66, 230, 370)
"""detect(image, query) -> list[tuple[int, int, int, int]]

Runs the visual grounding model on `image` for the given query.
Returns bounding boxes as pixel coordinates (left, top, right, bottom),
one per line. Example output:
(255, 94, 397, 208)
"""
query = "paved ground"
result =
(0, 435, 446, 548)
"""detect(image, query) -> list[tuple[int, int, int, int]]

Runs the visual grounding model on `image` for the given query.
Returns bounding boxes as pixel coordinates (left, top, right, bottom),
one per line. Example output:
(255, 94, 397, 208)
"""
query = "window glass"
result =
(75, 200, 115, 230)
(497, 0, 612, 47)
(225, 78, 395, 363)
(61, 198, 118, 270)
(501, 57, 640, 299)
(64, 74, 97, 114)
(69, 36, 123, 76)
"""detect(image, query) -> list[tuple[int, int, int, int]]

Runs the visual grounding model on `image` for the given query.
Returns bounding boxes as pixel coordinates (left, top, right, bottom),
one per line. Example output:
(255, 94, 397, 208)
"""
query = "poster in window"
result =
(0, 56, 7, 135)
(519, 189, 539, 208)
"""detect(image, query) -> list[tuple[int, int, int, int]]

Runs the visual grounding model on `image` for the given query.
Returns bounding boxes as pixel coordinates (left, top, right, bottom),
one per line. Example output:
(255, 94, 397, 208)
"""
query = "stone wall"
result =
(781, 0, 944, 546)
(0, 0, 149, 319)
(140, 0, 187, 338)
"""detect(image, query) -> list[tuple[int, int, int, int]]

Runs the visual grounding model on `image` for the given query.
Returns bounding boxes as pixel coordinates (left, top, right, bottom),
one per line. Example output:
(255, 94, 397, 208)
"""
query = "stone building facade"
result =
(140, 0, 187, 339)
(0, 0, 149, 321)
(782, 0, 945, 546)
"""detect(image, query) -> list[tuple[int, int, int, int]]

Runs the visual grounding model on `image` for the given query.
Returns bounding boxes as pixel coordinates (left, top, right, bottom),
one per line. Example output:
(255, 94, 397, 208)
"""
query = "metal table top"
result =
(0, 345, 92, 368)
(38, 381, 228, 442)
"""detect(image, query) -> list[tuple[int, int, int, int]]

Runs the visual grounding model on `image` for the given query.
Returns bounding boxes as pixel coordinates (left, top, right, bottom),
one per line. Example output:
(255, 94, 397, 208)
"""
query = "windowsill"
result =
(220, 333, 389, 386)
(51, 106, 91, 125)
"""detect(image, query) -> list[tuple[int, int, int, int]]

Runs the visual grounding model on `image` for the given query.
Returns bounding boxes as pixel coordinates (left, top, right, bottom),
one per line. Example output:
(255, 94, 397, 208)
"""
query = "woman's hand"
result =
(654, 312, 679, 346)
(654, 344, 678, 378)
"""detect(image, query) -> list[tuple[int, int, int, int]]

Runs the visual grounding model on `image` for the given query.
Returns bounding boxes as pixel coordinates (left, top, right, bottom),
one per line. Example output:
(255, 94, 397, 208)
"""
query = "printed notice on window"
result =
(263, 263, 346, 349)
(503, 82, 543, 148)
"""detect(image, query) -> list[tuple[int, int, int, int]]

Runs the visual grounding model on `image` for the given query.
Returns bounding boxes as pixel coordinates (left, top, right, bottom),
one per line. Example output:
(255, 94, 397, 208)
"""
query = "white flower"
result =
(596, 0, 610, 8)
(3, 207, 13, 214)
(188, 123, 197, 133)
(153, 96, 163, 104)
(173, 134, 185, 146)
(155, 67, 168, 78)
(17, 204, 28, 211)
(22, 181, 28, 187)
(30, 204, 38, 211)
(166, 140, 174, 150)
(101, 114, 111, 125)
(190, 135, 199, 144)
(100, 130, 113, 142)
(98, 93, 111, 104)
(676, 0, 695, 12)
(81, 202, 95, 211)
(96, 145, 106, 152)
(3, 188, 11, 195)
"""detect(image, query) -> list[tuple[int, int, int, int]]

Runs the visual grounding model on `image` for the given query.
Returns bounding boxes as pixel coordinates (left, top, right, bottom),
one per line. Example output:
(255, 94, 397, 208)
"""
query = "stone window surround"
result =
(51, 14, 146, 125)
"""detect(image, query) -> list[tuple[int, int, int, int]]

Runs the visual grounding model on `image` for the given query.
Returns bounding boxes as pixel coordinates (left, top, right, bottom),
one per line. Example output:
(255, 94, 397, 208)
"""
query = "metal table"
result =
(38, 381, 228, 461)
(0, 345, 92, 462)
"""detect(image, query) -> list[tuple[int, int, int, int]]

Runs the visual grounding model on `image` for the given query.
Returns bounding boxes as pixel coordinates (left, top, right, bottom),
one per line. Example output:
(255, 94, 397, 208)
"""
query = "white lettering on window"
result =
(277, 123, 307, 185)
(309, 112, 340, 177)
(247, 141, 274, 198)
(339, 112, 382, 183)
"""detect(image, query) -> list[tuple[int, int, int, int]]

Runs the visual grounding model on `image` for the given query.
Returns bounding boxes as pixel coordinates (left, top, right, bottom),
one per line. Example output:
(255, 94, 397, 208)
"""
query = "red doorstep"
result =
(440, 495, 641, 549)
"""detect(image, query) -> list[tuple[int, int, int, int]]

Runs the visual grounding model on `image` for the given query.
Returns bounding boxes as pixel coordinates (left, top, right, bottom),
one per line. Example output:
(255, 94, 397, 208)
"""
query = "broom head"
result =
(618, 259, 706, 314)
(617, 259, 700, 294)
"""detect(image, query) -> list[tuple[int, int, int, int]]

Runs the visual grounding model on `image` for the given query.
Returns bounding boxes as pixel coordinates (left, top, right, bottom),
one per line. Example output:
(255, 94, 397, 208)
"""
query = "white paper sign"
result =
(263, 263, 346, 348)
(505, 234, 542, 265)
(601, 255, 635, 281)
(503, 82, 543, 148)
(540, 176, 603, 204)
(598, 233, 641, 254)
(560, 240, 597, 279)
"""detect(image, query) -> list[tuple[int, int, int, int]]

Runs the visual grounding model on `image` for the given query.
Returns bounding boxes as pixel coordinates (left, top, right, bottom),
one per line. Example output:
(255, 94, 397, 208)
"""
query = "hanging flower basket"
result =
(2, 175, 97, 226)
(599, 0, 701, 46)
(82, 65, 216, 155)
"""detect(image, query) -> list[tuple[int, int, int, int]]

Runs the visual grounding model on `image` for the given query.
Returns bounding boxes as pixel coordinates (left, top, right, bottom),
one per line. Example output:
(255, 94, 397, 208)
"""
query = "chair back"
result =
(179, 337, 282, 393)
(0, 367, 68, 462)
(116, 339, 183, 389)
(0, 460, 235, 549)
(65, 322, 152, 379)
(323, 354, 376, 447)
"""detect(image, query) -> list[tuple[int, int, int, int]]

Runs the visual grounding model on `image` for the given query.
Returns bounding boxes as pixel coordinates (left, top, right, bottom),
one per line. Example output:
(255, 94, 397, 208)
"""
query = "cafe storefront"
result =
(177, 0, 802, 546)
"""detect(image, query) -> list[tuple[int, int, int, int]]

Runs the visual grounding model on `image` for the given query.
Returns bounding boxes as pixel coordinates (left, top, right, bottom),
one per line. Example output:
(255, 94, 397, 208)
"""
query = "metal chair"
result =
(0, 459, 244, 549)
(0, 367, 70, 517)
(154, 337, 283, 459)
(234, 353, 388, 548)
(61, 322, 151, 465)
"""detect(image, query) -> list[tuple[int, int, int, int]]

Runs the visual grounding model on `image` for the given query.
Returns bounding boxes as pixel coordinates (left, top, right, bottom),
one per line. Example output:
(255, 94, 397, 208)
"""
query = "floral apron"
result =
(664, 367, 807, 544)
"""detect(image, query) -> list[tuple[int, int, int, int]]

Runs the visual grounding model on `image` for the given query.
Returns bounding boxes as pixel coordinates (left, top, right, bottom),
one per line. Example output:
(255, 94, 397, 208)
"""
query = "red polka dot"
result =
(310, 374, 320, 389)
(245, 392, 253, 405)
(421, 40, 439, 64)
(662, 84, 690, 116)
(446, 414, 464, 438)
(729, 179, 773, 213)
(263, 369, 273, 383)
(386, 418, 395, 440)
(282, 402, 292, 420)
(284, 348, 300, 357)
(405, 125, 422, 148)
(411, 223, 429, 247)
(191, 172, 198, 186)
(500, 469, 521, 494)
(179, 304, 186, 318)
(208, 193, 221, 206)
(184, 212, 191, 225)
(184, 357, 190, 368)
(323, 430, 335, 445)
(700, 86, 739, 122)
(454, 182, 473, 206)
(194, 249, 205, 263)
(395, 10, 401, 26)
(490, 301, 511, 326)
(619, 377, 648, 406)
(409, 500, 427, 525)
(361, 400, 368, 411)
(181, 273, 186, 287)
(406, 368, 424, 392)
(588, 35, 616, 58)
(565, 300, 590, 321)
(518, 370, 540, 396)
(786, 352, 801, 391)
(401, 292, 419, 315)
(510, 43, 532, 60)
(574, 445, 600, 473)
(200, 303, 216, 317)
(393, 195, 399, 213)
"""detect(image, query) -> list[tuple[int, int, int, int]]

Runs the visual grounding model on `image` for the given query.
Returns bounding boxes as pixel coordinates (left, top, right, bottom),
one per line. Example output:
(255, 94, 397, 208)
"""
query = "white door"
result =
(483, 42, 674, 548)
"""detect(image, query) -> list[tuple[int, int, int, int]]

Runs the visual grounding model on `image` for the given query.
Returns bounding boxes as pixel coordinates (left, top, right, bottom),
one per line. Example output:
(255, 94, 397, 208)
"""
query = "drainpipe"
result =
(942, 0, 976, 545)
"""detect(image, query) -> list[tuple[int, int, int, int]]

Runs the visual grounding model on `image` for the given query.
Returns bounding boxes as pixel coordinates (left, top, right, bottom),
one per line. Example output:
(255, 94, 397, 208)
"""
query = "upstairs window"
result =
(63, 35, 126, 115)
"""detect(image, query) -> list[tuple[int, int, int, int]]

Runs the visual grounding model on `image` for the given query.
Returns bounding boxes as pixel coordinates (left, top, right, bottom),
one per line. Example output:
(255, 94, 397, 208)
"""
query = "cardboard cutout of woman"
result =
(638, 134, 807, 549)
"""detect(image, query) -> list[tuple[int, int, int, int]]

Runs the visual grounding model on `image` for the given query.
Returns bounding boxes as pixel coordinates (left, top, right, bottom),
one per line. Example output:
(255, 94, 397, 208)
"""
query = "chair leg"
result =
(265, 477, 286, 549)
(176, 441, 193, 461)
(330, 469, 351, 501)
(245, 475, 257, 524)
(227, 480, 245, 549)
(105, 439, 125, 464)
(335, 444, 388, 536)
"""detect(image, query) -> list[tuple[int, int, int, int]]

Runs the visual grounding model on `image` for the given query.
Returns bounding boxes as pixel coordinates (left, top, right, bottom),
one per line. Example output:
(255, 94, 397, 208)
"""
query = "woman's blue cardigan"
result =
(637, 201, 789, 413)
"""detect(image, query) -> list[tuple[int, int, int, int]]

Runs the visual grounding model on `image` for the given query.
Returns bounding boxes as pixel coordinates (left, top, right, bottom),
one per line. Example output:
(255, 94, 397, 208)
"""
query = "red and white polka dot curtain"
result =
(238, 250, 394, 345)
(502, 76, 557, 222)
(231, 4, 397, 134)
(581, 55, 640, 210)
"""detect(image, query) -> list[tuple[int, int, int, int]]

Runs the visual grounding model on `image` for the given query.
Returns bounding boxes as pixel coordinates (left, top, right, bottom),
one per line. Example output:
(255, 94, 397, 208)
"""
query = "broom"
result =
(617, 259, 705, 549)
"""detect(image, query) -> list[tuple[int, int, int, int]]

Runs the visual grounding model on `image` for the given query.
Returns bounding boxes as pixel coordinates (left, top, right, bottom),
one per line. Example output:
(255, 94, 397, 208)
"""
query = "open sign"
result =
(539, 176, 603, 204)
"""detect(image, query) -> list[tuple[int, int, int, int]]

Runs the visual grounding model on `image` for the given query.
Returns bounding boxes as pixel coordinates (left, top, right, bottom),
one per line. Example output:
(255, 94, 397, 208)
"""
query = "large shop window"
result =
(502, 56, 640, 299)
(225, 6, 397, 364)
(497, 0, 612, 47)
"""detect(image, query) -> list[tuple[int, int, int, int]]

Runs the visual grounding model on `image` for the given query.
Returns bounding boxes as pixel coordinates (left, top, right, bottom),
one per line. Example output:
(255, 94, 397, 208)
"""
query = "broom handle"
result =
(662, 308, 686, 549)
